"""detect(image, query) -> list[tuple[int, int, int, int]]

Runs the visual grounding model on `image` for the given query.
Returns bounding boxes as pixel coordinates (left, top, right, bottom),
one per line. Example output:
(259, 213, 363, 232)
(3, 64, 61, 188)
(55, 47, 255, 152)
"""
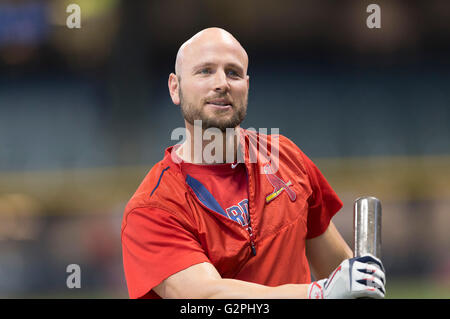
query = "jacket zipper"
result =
(249, 229, 257, 256)
(243, 160, 257, 256)
(245, 210, 256, 256)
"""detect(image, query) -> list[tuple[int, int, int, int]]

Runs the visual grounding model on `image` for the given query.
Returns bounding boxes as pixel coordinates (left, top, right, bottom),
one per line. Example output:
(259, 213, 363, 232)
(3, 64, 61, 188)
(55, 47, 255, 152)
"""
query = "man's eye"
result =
(199, 68, 212, 74)
(227, 70, 240, 77)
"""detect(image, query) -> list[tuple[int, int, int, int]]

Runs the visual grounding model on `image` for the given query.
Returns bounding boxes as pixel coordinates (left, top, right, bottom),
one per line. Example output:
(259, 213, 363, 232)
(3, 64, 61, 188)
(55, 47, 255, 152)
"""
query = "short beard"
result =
(179, 87, 247, 132)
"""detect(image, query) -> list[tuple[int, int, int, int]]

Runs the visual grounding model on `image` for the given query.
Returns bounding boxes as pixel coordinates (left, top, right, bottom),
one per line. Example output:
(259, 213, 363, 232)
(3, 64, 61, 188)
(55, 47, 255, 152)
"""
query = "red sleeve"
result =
(121, 207, 211, 299)
(299, 151, 343, 239)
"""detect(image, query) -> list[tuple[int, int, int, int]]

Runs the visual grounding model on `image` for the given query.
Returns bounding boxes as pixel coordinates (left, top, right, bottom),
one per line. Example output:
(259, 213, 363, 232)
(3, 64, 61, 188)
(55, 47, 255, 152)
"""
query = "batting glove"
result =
(307, 254, 386, 299)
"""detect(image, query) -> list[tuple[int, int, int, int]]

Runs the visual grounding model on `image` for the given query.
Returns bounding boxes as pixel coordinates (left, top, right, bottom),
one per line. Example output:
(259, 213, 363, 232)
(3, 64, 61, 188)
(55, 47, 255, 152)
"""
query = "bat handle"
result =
(353, 196, 382, 258)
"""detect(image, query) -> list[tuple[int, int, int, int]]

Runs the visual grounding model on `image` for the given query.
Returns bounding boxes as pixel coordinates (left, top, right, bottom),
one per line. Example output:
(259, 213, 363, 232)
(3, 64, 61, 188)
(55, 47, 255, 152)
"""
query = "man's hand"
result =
(308, 254, 386, 299)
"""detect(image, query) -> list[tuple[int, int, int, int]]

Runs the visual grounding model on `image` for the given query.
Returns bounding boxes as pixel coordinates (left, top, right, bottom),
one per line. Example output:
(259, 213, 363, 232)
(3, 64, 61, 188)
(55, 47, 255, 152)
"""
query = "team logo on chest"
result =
(263, 164, 296, 203)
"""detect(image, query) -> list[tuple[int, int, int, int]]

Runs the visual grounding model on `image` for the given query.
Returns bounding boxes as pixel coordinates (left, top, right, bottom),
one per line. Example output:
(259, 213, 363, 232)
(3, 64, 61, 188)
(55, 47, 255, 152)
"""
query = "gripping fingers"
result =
(358, 263, 386, 285)
(353, 276, 385, 299)
(353, 261, 386, 298)
(357, 275, 385, 295)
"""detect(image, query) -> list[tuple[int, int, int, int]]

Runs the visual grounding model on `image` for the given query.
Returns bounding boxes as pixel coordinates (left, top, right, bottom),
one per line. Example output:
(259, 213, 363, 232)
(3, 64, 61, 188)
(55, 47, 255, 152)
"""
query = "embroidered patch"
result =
(263, 164, 296, 203)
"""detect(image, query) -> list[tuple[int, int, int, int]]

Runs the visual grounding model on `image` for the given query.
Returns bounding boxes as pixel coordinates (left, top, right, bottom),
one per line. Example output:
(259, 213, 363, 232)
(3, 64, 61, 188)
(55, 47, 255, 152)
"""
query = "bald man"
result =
(121, 28, 386, 299)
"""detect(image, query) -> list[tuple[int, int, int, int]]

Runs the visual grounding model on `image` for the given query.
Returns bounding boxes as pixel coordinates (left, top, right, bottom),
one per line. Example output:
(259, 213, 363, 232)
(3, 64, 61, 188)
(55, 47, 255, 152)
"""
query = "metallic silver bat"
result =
(353, 196, 382, 258)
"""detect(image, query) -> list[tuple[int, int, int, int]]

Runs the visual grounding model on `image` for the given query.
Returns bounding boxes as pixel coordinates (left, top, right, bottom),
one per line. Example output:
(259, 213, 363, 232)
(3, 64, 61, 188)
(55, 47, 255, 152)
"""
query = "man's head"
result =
(168, 28, 249, 132)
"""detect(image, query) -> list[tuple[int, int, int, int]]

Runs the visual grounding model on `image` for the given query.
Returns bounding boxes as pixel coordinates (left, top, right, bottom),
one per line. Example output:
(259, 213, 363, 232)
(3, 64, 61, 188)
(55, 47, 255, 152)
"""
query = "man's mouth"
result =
(206, 99, 233, 108)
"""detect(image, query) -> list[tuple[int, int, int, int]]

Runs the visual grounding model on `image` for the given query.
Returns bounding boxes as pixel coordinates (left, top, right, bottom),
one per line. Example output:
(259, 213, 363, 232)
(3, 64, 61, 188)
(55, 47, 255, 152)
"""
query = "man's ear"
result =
(168, 73, 180, 105)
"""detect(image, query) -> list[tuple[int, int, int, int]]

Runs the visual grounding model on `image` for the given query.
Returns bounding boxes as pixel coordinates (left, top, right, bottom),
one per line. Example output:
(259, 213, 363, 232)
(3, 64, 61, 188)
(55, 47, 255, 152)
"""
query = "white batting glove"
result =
(308, 254, 386, 299)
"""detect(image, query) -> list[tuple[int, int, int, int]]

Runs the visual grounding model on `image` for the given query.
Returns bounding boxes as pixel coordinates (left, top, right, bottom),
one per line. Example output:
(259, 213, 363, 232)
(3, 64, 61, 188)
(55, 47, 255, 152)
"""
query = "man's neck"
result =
(178, 123, 241, 164)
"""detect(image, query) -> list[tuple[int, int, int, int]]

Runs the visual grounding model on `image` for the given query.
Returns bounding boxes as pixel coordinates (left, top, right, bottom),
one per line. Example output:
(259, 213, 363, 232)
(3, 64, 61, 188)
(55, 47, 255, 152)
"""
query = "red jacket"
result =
(121, 129, 343, 298)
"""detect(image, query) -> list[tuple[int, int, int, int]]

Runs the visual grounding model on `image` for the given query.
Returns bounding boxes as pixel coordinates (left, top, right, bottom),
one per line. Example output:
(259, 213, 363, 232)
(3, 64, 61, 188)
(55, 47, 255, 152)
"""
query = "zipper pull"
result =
(250, 241, 256, 256)
(247, 224, 256, 256)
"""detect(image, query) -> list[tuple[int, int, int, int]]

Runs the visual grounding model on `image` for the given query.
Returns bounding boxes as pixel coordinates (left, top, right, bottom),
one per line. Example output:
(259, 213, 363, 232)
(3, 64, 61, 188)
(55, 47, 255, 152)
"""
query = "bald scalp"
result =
(175, 27, 248, 77)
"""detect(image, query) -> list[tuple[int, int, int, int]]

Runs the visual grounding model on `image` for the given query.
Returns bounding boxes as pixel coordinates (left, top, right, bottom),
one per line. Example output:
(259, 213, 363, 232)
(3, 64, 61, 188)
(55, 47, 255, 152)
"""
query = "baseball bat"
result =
(353, 196, 382, 258)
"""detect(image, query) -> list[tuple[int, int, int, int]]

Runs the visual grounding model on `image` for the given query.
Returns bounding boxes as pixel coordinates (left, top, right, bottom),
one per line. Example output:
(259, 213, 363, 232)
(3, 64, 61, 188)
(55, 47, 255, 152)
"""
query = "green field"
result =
(386, 280, 450, 299)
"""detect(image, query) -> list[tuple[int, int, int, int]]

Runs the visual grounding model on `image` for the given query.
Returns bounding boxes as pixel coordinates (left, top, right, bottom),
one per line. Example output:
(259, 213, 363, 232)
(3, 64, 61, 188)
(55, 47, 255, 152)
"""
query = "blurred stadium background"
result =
(0, 0, 449, 298)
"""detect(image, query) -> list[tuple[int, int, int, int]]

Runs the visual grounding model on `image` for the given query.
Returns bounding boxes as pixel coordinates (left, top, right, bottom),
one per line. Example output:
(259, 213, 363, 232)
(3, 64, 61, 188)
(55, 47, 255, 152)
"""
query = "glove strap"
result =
(308, 280, 325, 299)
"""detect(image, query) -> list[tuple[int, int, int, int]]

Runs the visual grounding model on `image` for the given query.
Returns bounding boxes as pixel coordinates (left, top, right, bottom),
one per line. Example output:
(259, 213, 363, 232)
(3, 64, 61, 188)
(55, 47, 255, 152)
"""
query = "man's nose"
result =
(213, 70, 230, 93)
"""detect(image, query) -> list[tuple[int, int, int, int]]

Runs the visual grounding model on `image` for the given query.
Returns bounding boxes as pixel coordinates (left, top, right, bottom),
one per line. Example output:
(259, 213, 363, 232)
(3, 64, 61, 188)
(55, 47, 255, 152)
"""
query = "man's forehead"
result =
(175, 28, 248, 75)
